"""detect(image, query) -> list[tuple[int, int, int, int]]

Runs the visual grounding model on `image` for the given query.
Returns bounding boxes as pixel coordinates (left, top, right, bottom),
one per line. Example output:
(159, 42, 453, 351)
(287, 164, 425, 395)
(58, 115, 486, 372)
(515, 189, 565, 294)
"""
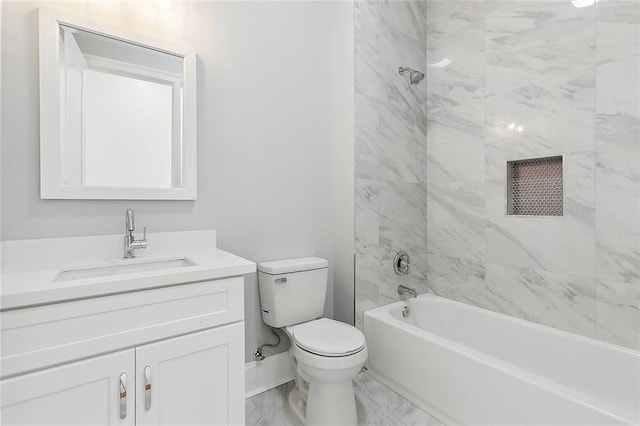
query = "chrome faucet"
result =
(124, 208, 147, 258)
(398, 284, 417, 298)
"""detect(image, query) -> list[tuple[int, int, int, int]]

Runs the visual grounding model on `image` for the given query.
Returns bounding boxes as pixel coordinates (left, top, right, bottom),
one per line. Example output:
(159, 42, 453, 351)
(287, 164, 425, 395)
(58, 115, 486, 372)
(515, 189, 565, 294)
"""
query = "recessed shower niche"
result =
(507, 156, 563, 217)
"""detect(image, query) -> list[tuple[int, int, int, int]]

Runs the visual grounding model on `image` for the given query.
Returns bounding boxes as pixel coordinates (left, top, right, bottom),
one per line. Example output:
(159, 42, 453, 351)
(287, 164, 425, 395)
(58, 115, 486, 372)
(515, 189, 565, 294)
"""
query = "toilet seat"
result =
(289, 318, 366, 357)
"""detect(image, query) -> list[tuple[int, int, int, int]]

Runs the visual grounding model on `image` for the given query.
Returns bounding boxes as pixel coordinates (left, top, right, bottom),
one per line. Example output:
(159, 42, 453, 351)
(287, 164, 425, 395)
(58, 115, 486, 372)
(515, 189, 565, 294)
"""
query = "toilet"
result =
(257, 257, 368, 425)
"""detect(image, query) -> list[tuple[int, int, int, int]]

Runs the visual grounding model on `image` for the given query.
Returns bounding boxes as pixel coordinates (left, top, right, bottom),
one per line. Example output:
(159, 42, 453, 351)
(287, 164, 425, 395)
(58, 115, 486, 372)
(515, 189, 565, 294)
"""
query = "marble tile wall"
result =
(425, 0, 640, 350)
(354, 0, 428, 329)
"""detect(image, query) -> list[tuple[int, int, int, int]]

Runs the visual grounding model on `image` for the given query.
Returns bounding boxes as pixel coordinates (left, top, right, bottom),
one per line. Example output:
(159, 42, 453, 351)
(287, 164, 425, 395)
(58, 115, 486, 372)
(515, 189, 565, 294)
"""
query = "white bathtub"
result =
(363, 294, 640, 425)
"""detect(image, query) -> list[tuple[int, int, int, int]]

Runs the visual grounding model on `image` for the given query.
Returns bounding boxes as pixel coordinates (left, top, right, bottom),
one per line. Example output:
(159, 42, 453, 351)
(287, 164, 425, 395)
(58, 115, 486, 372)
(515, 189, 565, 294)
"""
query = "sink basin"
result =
(55, 258, 196, 281)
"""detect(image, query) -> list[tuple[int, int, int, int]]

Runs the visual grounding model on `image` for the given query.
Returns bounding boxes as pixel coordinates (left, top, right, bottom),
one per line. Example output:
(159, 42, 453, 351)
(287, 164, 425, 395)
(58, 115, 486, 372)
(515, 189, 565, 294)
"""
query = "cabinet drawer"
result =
(1, 277, 243, 378)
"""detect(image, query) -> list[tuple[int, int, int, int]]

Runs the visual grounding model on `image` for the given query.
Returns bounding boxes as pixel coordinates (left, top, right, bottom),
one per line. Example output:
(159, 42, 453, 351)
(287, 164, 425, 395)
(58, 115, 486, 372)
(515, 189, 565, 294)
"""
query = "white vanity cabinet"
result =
(1, 349, 136, 425)
(135, 324, 244, 425)
(1, 276, 247, 426)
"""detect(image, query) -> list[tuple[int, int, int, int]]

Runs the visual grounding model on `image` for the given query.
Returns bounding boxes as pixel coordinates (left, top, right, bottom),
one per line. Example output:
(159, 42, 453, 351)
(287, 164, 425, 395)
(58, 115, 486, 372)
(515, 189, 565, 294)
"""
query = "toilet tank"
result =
(257, 257, 329, 328)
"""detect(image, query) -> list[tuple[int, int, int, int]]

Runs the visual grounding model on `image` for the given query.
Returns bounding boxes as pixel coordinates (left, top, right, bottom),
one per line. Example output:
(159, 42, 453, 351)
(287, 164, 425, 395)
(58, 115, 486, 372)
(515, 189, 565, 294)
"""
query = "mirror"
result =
(39, 7, 197, 199)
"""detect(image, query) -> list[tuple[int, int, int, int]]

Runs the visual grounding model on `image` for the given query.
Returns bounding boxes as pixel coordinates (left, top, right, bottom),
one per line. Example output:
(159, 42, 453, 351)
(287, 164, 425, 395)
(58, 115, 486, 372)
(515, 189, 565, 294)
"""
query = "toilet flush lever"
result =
(275, 277, 287, 283)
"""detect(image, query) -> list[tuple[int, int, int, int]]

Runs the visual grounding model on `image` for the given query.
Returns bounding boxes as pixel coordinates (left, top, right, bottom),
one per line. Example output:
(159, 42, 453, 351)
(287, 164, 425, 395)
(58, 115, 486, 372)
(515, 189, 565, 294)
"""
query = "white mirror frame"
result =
(38, 7, 197, 200)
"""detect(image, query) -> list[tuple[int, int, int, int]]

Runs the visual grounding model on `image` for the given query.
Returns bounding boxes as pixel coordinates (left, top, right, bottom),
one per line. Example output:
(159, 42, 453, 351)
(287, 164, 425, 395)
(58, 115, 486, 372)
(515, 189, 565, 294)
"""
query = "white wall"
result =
(0, 0, 3, 243)
(0, 1, 354, 361)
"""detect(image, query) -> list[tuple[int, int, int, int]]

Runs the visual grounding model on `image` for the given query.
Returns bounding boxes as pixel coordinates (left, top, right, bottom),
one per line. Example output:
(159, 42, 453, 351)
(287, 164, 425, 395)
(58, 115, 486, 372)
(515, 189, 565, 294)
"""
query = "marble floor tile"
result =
(245, 397, 262, 426)
(246, 372, 443, 426)
(246, 381, 301, 426)
(390, 401, 442, 426)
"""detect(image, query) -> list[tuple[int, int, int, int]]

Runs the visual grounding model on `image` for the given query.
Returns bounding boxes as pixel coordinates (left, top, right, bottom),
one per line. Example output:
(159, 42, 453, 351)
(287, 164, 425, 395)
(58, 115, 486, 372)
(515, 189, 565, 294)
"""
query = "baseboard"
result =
(245, 351, 294, 399)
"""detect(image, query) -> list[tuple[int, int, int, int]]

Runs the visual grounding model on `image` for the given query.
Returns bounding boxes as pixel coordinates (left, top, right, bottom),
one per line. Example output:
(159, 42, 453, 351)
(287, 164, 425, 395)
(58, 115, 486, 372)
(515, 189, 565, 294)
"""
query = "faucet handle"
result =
(142, 227, 147, 241)
(126, 208, 135, 232)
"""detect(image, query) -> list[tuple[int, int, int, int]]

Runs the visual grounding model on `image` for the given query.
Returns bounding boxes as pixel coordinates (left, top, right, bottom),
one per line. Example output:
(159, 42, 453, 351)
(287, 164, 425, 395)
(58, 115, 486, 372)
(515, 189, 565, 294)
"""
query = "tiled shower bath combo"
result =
(355, 0, 639, 423)
(355, 0, 639, 352)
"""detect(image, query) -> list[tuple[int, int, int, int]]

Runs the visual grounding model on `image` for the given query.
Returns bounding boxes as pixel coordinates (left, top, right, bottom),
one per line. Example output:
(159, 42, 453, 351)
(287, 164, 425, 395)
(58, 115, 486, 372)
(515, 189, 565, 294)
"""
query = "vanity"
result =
(0, 230, 255, 425)
(1, 6, 254, 424)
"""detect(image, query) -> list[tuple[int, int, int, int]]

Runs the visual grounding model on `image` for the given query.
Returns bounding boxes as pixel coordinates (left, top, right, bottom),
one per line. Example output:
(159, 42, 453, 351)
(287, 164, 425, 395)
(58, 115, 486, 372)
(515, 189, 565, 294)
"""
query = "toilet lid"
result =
(291, 318, 366, 356)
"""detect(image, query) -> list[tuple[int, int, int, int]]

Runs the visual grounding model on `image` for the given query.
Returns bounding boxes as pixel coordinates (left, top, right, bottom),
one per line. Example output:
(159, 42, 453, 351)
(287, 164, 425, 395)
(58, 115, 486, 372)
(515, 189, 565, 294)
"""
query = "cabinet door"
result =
(136, 323, 244, 426)
(1, 349, 135, 426)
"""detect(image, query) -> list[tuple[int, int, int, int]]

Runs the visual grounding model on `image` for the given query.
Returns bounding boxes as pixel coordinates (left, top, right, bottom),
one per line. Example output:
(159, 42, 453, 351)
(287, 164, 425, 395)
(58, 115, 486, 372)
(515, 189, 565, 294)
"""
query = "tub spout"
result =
(398, 285, 417, 298)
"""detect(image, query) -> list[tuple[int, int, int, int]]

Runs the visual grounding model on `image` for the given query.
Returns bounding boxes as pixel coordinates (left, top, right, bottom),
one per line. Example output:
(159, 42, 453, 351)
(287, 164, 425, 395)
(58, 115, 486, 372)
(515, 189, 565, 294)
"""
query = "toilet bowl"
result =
(286, 318, 367, 425)
(257, 257, 368, 425)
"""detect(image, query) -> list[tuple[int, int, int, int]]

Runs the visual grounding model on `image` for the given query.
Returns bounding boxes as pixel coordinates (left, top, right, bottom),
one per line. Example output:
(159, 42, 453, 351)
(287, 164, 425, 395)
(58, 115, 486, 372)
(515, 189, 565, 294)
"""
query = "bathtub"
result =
(363, 294, 640, 425)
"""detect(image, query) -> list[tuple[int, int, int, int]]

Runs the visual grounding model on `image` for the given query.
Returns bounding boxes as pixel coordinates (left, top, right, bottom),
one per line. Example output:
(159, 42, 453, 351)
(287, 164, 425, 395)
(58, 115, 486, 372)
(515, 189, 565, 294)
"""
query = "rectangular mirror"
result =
(39, 7, 197, 199)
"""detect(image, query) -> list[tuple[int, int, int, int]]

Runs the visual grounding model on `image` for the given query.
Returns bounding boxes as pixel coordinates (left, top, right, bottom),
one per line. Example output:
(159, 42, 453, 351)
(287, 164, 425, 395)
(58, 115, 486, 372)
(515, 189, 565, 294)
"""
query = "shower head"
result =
(410, 70, 425, 84)
(398, 66, 425, 85)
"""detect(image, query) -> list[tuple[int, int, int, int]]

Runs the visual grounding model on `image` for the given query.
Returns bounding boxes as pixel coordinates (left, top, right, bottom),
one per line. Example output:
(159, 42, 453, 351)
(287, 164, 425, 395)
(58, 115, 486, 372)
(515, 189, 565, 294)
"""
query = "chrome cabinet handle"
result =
(144, 366, 152, 410)
(119, 373, 127, 419)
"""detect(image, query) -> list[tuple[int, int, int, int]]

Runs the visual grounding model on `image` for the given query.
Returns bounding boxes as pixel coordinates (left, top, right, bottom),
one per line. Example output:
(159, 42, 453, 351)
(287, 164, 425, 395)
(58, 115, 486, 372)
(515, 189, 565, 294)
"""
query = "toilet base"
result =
(305, 379, 357, 426)
(283, 323, 366, 425)
(288, 386, 307, 424)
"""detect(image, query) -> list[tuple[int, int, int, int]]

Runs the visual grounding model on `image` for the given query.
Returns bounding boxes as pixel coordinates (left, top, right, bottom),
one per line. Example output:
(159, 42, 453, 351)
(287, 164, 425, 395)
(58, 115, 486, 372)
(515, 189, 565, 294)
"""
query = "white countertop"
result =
(0, 230, 256, 310)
